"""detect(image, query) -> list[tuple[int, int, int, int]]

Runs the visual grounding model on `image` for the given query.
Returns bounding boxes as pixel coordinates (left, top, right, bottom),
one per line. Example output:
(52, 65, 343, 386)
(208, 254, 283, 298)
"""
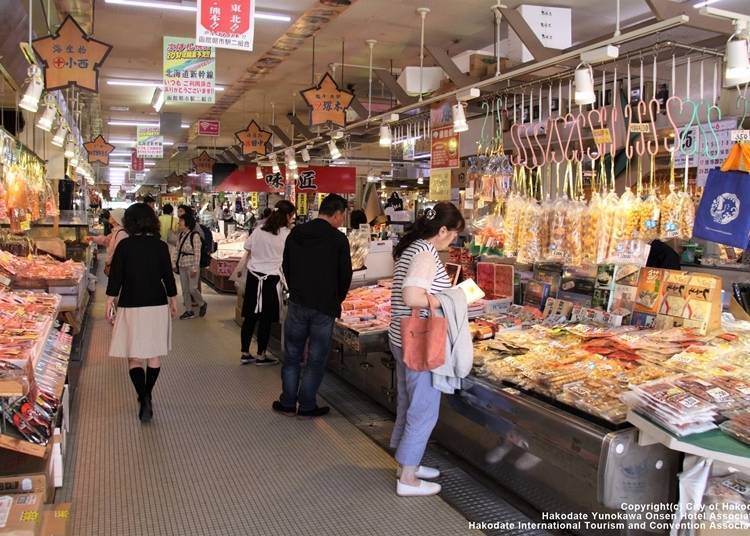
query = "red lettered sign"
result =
(198, 119, 220, 136)
(197, 0, 255, 52)
(213, 165, 356, 193)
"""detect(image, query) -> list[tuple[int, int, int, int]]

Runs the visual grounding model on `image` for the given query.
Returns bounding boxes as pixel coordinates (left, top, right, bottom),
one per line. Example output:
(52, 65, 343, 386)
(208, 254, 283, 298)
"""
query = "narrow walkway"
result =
(58, 280, 475, 536)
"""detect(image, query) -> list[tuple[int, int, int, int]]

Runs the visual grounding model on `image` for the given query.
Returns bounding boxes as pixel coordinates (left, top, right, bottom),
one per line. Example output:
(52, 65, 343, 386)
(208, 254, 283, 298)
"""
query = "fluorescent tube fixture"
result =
(64, 138, 75, 158)
(103, 0, 291, 21)
(108, 120, 189, 128)
(151, 87, 165, 112)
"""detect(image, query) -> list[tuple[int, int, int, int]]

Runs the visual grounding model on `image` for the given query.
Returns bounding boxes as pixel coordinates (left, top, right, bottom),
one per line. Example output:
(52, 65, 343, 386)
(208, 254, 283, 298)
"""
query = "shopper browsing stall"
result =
(274, 194, 352, 418)
(240, 200, 296, 366)
(105, 203, 178, 423)
(159, 204, 177, 243)
(175, 212, 207, 320)
(389, 202, 465, 497)
(87, 208, 128, 277)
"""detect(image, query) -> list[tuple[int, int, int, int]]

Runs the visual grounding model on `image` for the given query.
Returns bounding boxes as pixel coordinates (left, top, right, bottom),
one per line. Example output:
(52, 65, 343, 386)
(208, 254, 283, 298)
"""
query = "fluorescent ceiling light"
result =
(107, 120, 190, 128)
(107, 79, 225, 91)
(110, 151, 133, 157)
(413, 153, 431, 160)
(693, 0, 722, 8)
(103, 0, 291, 21)
(109, 139, 174, 146)
(110, 161, 156, 167)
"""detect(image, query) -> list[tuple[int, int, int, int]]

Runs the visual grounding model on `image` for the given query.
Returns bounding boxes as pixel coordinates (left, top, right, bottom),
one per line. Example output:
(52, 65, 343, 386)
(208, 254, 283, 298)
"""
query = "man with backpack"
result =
(176, 212, 208, 319)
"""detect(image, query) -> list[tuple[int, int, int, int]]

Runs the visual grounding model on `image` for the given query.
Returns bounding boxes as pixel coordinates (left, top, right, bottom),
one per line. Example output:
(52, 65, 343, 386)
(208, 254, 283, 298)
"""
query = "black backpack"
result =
(197, 224, 214, 268)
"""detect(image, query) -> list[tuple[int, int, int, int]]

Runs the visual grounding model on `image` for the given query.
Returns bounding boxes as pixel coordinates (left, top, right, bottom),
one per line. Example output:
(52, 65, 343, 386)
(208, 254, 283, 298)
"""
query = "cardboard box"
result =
(40, 503, 70, 536)
(0, 451, 54, 503)
(0, 492, 44, 536)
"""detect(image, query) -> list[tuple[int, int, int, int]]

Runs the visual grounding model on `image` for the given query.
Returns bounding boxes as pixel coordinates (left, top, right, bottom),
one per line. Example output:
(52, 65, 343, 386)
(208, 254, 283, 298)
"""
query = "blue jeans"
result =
(280, 301, 335, 411)
(389, 342, 441, 466)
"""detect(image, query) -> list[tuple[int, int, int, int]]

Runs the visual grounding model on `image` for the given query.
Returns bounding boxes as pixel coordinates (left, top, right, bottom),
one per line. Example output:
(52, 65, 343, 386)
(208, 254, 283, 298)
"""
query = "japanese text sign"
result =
(214, 165, 355, 193)
(131, 150, 144, 172)
(192, 150, 216, 174)
(235, 120, 272, 156)
(431, 127, 460, 169)
(198, 119, 220, 136)
(136, 126, 163, 159)
(301, 73, 353, 128)
(429, 168, 452, 201)
(163, 36, 215, 104)
(32, 15, 112, 92)
(83, 135, 114, 165)
(197, 0, 255, 52)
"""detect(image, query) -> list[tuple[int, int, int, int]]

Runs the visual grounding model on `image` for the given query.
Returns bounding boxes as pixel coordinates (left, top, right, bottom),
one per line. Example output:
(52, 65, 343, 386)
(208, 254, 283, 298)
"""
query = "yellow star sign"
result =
(192, 150, 216, 174)
(301, 72, 354, 128)
(235, 120, 272, 156)
(32, 15, 112, 92)
(83, 135, 115, 165)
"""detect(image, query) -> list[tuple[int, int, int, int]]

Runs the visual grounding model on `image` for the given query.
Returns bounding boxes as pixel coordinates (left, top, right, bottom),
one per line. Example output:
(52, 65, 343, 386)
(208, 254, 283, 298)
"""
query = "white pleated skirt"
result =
(109, 305, 172, 359)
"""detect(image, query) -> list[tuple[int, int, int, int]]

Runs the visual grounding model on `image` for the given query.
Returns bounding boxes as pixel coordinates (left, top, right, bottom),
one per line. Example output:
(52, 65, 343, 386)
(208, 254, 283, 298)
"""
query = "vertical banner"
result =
(429, 169, 452, 201)
(430, 99, 460, 169)
(296, 193, 308, 216)
(131, 149, 144, 171)
(163, 36, 215, 104)
(136, 126, 163, 159)
(196, 0, 255, 51)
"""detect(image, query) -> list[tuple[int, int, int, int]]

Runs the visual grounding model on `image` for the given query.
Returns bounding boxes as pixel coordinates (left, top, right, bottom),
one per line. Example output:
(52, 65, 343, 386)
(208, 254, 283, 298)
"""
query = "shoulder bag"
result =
(399, 305, 447, 372)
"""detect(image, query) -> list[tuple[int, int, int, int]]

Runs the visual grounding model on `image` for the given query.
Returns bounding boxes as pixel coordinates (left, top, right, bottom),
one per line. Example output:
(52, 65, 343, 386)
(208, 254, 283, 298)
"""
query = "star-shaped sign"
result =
(192, 150, 216, 174)
(32, 15, 112, 93)
(83, 135, 115, 165)
(235, 120, 272, 156)
(301, 72, 354, 128)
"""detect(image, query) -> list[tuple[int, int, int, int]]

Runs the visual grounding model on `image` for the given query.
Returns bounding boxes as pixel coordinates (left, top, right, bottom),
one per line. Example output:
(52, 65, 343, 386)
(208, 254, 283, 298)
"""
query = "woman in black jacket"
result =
(106, 203, 178, 423)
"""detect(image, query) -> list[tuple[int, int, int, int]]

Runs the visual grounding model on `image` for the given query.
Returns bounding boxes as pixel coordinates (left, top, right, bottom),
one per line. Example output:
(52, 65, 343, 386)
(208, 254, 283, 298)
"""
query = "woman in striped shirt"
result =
(389, 202, 465, 497)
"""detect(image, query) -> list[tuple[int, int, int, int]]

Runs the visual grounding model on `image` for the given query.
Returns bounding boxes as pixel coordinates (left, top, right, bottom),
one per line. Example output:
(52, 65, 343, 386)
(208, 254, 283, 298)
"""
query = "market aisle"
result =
(58, 279, 475, 536)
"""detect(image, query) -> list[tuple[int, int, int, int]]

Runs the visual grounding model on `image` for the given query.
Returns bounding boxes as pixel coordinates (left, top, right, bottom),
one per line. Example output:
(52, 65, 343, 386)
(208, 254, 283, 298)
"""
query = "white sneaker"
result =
(396, 479, 441, 497)
(396, 465, 440, 480)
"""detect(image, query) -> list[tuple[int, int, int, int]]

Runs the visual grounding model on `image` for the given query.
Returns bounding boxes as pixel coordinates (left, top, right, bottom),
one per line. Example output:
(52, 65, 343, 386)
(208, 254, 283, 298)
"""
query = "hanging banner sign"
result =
(196, 0, 255, 52)
(131, 150, 144, 172)
(83, 135, 114, 165)
(192, 150, 216, 174)
(136, 126, 163, 159)
(213, 165, 356, 193)
(32, 15, 112, 92)
(429, 168, 452, 201)
(235, 120, 272, 156)
(296, 193, 308, 216)
(431, 127, 460, 169)
(197, 119, 220, 136)
(301, 73, 354, 128)
(248, 192, 259, 208)
(163, 36, 215, 104)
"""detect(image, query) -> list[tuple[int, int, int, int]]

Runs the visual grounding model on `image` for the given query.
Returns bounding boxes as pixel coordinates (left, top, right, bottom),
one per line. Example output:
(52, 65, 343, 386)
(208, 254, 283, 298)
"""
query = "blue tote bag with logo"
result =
(693, 168, 750, 249)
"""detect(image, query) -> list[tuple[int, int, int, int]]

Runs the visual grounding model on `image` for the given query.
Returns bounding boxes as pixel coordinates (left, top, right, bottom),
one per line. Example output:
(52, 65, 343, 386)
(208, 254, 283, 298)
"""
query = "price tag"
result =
(592, 128, 612, 145)
(630, 123, 651, 133)
(731, 130, 750, 142)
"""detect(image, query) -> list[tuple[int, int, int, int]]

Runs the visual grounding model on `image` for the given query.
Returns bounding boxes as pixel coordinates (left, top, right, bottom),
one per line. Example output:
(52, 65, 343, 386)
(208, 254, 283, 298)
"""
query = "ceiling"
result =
(6, 0, 750, 187)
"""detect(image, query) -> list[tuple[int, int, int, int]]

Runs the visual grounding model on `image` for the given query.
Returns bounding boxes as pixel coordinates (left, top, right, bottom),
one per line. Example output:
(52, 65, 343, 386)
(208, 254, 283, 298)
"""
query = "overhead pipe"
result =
(265, 15, 690, 160)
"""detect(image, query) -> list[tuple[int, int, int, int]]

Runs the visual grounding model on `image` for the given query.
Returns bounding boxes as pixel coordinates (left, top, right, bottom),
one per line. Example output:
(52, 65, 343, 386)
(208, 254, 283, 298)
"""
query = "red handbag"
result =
(400, 306, 447, 371)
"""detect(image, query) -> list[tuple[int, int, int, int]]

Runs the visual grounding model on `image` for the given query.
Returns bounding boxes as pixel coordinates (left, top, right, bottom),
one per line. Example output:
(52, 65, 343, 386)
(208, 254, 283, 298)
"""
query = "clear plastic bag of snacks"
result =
(597, 191, 618, 263)
(660, 187, 681, 239)
(582, 192, 602, 264)
(517, 198, 544, 264)
(546, 195, 569, 261)
(540, 195, 553, 261)
(677, 191, 695, 239)
(639, 191, 661, 242)
(608, 189, 639, 258)
(565, 200, 584, 266)
(503, 192, 523, 257)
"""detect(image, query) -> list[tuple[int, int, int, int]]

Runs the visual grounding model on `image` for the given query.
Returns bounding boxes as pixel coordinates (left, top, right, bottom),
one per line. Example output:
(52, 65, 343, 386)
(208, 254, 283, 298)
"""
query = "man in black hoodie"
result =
(274, 194, 353, 417)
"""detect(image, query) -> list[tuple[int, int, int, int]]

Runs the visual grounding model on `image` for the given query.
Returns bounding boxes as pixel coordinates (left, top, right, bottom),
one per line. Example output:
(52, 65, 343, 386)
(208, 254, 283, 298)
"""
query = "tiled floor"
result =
(58, 279, 475, 535)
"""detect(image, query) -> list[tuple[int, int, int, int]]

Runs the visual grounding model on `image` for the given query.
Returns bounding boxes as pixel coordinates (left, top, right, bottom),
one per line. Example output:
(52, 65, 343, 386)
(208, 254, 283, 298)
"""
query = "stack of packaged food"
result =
(0, 250, 85, 285)
(338, 282, 391, 333)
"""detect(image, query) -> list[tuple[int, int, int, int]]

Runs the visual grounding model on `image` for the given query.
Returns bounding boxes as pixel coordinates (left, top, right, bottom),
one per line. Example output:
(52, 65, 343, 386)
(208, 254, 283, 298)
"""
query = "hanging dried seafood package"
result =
(608, 188, 639, 258)
(582, 191, 602, 264)
(677, 190, 695, 239)
(546, 162, 573, 262)
(639, 156, 661, 241)
(503, 167, 525, 257)
(517, 197, 543, 264)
